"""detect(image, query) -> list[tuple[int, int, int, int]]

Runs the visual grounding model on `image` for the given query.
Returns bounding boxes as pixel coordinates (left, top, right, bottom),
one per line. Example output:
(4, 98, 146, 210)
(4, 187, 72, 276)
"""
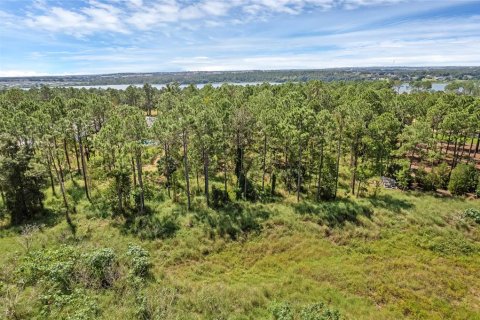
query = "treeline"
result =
(3, 67, 480, 88)
(0, 81, 479, 226)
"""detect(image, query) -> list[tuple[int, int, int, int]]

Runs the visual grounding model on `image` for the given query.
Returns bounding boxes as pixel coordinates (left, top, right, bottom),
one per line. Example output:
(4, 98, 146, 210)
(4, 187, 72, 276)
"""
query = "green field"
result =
(1, 179, 479, 320)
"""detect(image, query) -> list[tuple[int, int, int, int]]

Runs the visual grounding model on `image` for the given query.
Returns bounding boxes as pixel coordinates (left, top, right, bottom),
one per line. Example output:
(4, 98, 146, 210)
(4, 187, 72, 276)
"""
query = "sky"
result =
(0, 0, 479, 76)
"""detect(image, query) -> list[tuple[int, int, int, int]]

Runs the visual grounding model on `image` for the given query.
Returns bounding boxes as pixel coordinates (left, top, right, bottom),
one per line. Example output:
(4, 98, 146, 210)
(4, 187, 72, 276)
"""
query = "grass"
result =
(0, 175, 479, 319)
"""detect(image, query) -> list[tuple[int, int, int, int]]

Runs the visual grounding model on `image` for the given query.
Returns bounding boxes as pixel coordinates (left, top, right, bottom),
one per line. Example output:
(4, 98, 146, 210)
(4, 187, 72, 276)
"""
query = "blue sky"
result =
(0, 0, 479, 76)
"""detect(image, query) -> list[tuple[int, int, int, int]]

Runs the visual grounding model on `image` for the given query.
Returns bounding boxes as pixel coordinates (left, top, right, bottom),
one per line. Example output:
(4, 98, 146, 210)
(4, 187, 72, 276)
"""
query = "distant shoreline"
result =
(1, 67, 478, 88)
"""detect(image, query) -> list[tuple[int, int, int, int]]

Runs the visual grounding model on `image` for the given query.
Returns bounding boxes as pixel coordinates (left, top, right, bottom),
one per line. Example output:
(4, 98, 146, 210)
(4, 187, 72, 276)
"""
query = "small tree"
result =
(448, 164, 478, 195)
(396, 161, 413, 190)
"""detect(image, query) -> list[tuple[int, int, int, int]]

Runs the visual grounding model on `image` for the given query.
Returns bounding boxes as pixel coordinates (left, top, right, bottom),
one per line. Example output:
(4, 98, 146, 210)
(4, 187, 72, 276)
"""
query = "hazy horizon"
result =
(1, 66, 479, 79)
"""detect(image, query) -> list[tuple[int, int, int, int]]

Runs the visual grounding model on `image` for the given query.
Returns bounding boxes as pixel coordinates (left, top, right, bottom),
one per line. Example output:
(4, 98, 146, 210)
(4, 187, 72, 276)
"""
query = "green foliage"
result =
(125, 244, 151, 279)
(448, 164, 478, 195)
(0, 137, 45, 225)
(415, 167, 437, 192)
(476, 176, 480, 198)
(271, 302, 294, 320)
(415, 229, 479, 256)
(300, 302, 342, 320)
(271, 301, 342, 320)
(318, 154, 337, 200)
(433, 162, 450, 189)
(11, 244, 153, 318)
(126, 214, 179, 240)
(395, 163, 413, 190)
(83, 248, 118, 288)
(464, 208, 480, 223)
(211, 185, 230, 208)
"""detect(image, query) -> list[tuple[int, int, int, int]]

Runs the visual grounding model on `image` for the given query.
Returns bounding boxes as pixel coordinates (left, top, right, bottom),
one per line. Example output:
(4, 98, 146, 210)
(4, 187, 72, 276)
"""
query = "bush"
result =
(464, 208, 480, 224)
(448, 164, 478, 195)
(235, 174, 257, 201)
(271, 301, 342, 320)
(318, 154, 337, 200)
(433, 162, 450, 189)
(395, 165, 412, 190)
(128, 214, 179, 240)
(271, 302, 294, 320)
(415, 167, 436, 192)
(211, 185, 230, 208)
(300, 302, 342, 320)
(84, 248, 118, 288)
(476, 177, 480, 198)
(125, 244, 151, 278)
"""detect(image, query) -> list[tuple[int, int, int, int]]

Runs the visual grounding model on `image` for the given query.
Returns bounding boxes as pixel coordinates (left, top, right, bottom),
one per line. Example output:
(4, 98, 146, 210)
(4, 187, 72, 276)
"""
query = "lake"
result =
(65, 82, 282, 90)
(395, 83, 447, 93)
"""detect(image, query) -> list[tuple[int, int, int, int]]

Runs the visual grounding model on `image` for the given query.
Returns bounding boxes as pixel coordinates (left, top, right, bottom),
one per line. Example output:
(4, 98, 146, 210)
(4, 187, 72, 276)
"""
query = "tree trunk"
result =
(0, 187, 5, 206)
(445, 133, 451, 156)
(223, 161, 228, 195)
(135, 150, 145, 214)
(164, 142, 170, 198)
(182, 129, 191, 210)
(468, 135, 475, 160)
(49, 147, 72, 219)
(451, 137, 458, 170)
(334, 124, 343, 199)
(459, 134, 467, 163)
(203, 146, 210, 206)
(73, 137, 81, 175)
(63, 138, 71, 171)
(262, 133, 267, 192)
(243, 146, 247, 200)
(46, 155, 56, 196)
(296, 141, 302, 202)
(132, 157, 137, 187)
(316, 140, 324, 202)
(116, 175, 123, 214)
(78, 134, 91, 202)
(350, 139, 358, 195)
(271, 172, 276, 196)
(84, 136, 90, 161)
(474, 132, 480, 159)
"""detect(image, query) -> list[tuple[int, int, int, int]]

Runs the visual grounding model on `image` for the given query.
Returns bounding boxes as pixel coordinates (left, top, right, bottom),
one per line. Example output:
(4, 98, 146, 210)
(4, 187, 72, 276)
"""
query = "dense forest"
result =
(1, 81, 479, 319)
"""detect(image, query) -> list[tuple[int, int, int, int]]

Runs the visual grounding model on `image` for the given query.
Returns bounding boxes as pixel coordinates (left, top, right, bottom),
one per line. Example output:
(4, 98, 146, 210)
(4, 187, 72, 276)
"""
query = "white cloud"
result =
(0, 70, 50, 77)
(25, 1, 128, 36)
(19, 0, 411, 35)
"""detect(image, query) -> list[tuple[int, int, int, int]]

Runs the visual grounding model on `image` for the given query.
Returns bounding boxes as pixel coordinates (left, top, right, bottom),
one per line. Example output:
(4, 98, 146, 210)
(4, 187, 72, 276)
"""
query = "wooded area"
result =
(0, 81, 479, 319)
(1, 81, 479, 226)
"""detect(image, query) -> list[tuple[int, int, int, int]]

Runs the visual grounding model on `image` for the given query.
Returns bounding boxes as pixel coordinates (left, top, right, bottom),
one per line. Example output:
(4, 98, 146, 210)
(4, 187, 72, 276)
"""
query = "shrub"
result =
(84, 248, 117, 288)
(271, 302, 294, 320)
(125, 244, 151, 278)
(318, 154, 337, 200)
(128, 214, 179, 240)
(433, 162, 450, 189)
(300, 302, 342, 320)
(476, 177, 480, 198)
(448, 164, 478, 195)
(211, 185, 230, 208)
(464, 208, 480, 224)
(395, 162, 412, 190)
(415, 167, 436, 192)
(271, 301, 342, 320)
(235, 175, 257, 201)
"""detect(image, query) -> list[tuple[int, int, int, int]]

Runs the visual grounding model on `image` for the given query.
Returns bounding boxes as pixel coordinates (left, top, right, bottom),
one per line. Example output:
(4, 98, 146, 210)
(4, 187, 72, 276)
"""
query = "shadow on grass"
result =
(367, 194, 414, 213)
(0, 208, 63, 233)
(117, 205, 181, 240)
(292, 198, 373, 227)
(193, 202, 270, 240)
